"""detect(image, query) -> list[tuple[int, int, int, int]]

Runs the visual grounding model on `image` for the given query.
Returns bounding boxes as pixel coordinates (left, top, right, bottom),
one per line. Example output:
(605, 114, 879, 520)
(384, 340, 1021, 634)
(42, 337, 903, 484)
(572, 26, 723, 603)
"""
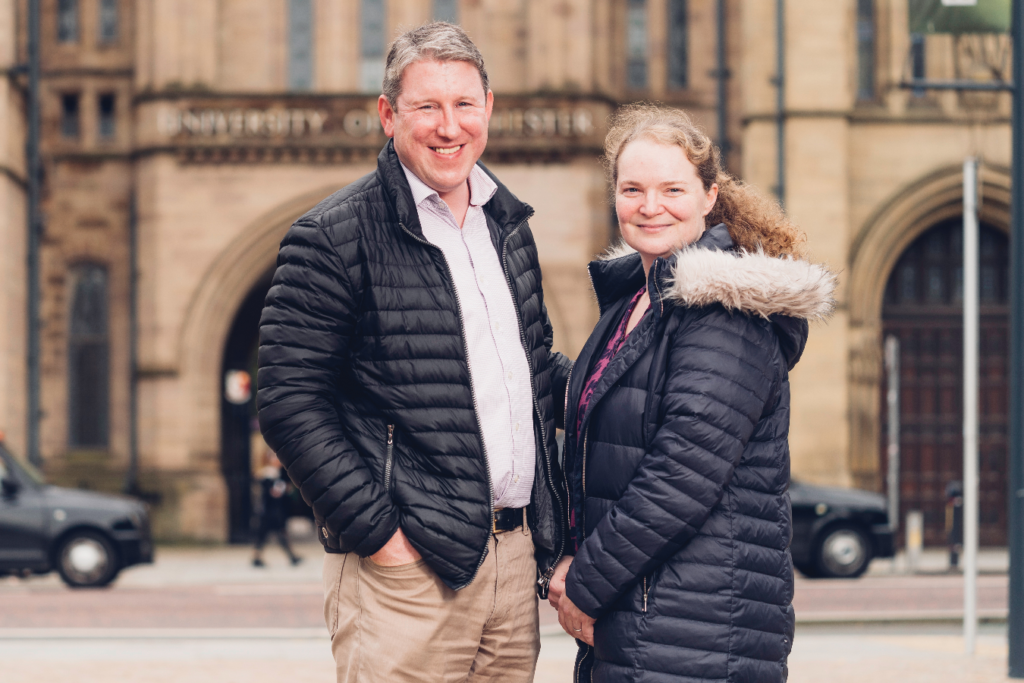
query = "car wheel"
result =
(56, 531, 120, 588)
(813, 525, 871, 579)
(794, 561, 819, 579)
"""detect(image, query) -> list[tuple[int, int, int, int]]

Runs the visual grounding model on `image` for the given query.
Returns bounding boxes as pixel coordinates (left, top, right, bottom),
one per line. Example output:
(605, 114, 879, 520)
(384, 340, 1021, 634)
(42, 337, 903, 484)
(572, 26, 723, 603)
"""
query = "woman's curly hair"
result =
(604, 104, 806, 258)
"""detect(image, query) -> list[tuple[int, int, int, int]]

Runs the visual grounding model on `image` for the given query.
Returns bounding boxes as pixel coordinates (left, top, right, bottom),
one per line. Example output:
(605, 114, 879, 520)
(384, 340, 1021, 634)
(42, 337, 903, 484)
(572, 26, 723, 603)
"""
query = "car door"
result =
(0, 453, 48, 570)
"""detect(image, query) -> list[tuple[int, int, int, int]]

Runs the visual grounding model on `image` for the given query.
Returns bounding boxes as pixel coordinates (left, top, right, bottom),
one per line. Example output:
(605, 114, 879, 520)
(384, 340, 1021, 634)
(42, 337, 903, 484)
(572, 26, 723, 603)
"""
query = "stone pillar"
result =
(742, 0, 854, 487)
(0, 0, 27, 455)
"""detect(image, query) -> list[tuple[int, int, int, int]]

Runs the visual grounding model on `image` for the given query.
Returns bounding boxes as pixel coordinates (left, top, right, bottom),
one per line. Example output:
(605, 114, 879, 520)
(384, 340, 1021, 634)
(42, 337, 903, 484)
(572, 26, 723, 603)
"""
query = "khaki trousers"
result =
(322, 524, 540, 683)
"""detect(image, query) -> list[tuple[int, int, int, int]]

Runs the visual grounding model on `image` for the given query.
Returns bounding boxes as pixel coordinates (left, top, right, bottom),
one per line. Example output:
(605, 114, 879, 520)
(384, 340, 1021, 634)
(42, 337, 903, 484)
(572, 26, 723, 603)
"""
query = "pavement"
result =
(0, 536, 1018, 682)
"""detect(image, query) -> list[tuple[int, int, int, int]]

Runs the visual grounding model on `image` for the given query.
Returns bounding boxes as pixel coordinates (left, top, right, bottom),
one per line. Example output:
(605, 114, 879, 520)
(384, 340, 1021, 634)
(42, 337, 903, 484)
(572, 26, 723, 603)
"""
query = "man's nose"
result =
(437, 105, 460, 139)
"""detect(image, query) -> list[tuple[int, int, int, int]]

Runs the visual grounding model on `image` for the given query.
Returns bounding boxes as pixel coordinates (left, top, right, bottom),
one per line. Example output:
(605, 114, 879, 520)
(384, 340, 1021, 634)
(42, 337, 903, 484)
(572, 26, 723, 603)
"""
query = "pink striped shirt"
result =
(401, 163, 536, 509)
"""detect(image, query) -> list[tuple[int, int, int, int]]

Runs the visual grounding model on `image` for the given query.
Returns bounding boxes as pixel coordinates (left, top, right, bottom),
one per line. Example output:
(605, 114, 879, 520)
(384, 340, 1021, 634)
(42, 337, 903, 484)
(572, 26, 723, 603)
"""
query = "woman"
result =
(548, 105, 835, 682)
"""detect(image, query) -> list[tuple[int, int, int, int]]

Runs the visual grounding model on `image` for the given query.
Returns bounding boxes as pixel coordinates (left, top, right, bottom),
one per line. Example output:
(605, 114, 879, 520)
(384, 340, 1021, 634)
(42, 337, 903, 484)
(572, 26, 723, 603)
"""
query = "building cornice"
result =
(41, 68, 134, 79)
(743, 109, 1011, 126)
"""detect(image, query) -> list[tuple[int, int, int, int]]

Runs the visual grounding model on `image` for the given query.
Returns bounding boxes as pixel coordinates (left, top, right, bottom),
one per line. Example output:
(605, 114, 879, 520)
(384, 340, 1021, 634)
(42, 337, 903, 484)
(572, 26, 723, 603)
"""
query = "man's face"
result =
(378, 59, 493, 198)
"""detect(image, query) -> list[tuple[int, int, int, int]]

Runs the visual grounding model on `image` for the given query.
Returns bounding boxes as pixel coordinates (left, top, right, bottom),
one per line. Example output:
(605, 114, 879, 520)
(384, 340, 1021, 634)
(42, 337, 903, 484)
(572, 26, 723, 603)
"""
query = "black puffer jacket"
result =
(563, 225, 835, 682)
(258, 141, 570, 591)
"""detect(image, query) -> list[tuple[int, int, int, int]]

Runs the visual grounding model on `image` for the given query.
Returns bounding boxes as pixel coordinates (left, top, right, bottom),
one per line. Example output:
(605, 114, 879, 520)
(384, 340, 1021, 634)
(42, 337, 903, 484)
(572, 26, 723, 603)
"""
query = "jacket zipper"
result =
(399, 222, 494, 589)
(642, 575, 649, 612)
(580, 428, 589, 543)
(384, 424, 395, 494)
(499, 214, 570, 594)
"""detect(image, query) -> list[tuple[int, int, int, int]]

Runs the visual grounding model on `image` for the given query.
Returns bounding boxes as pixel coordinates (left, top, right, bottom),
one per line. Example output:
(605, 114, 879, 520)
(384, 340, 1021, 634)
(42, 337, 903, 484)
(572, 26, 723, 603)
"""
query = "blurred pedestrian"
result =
(548, 104, 836, 682)
(257, 21, 571, 683)
(252, 450, 301, 567)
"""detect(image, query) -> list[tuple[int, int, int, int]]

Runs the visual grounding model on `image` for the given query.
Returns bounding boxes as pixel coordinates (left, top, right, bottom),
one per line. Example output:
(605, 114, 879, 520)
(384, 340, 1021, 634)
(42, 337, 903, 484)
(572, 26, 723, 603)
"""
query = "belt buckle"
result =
(492, 508, 502, 534)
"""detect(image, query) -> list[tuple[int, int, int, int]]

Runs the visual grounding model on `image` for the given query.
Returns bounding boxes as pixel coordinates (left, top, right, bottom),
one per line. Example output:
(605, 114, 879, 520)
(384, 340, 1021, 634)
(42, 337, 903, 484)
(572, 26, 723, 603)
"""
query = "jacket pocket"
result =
(384, 424, 395, 494)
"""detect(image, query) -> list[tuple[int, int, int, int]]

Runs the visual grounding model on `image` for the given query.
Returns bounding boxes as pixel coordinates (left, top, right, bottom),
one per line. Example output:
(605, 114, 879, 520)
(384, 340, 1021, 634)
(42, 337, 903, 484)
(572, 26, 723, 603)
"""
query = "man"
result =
(257, 22, 570, 683)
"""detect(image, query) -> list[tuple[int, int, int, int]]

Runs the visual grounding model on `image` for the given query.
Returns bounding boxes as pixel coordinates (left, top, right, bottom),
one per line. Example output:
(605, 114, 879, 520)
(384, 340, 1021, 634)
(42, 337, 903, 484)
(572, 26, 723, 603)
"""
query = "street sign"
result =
(909, 0, 1010, 34)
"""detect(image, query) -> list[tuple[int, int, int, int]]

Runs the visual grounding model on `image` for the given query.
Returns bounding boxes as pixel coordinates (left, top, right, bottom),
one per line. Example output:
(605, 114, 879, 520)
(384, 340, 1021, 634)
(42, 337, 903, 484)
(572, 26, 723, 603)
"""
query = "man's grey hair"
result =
(382, 22, 490, 108)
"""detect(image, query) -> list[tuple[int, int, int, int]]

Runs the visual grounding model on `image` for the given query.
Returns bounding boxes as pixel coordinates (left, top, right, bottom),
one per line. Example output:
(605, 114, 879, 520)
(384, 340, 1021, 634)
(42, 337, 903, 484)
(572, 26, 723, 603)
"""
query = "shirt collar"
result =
(400, 162, 497, 210)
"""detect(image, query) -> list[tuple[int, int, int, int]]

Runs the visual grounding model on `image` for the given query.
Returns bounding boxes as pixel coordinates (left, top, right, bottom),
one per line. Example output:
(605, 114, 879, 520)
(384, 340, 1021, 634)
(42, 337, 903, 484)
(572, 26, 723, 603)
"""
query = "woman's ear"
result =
(702, 183, 720, 217)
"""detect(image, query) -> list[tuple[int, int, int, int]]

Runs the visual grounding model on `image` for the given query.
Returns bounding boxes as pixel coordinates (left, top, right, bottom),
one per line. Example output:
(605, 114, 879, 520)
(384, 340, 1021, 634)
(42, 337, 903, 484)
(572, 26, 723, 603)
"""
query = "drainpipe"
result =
(774, 0, 785, 206)
(715, 0, 729, 168)
(26, 0, 41, 468)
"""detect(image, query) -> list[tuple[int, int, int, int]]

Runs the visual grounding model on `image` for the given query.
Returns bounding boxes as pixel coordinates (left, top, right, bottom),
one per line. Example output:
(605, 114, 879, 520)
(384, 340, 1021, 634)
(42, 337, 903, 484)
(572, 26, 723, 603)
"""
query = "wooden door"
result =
(881, 218, 1009, 547)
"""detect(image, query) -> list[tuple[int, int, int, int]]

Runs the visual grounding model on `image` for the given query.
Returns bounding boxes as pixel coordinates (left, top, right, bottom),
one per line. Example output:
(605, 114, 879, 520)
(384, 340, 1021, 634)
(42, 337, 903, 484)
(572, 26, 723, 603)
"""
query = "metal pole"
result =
(963, 157, 979, 656)
(1007, 0, 1024, 674)
(25, 0, 41, 468)
(775, 0, 785, 206)
(885, 335, 900, 534)
(716, 0, 729, 169)
(123, 191, 139, 494)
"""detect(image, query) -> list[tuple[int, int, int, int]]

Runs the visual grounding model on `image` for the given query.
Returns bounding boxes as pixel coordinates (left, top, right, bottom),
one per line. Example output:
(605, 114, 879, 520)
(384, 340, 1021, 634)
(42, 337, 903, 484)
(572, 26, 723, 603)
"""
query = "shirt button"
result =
(494, 322, 500, 332)
(507, 371, 514, 380)
(515, 422, 520, 432)
(514, 475, 520, 483)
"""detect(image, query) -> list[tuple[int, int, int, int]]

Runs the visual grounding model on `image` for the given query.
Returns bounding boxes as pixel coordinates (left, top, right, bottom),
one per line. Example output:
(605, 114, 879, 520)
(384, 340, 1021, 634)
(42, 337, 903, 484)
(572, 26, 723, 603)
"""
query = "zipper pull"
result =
(642, 577, 648, 612)
(387, 424, 394, 445)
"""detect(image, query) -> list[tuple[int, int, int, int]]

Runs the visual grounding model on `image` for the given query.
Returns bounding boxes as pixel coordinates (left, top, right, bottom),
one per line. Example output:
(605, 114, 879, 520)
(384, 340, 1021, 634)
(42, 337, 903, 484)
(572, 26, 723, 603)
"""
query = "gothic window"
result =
(98, 93, 116, 139)
(68, 265, 109, 449)
(856, 0, 875, 100)
(625, 0, 648, 90)
(361, 0, 387, 92)
(667, 0, 688, 90)
(433, 0, 458, 23)
(98, 0, 118, 43)
(61, 93, 80, 139)
(288, 0, 315, 90)
(57, 0, 78, 43)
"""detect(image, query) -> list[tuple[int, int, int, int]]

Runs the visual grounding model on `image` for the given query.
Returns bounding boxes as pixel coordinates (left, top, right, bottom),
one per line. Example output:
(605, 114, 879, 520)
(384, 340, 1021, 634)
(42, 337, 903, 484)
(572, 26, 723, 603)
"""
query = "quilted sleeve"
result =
(257, 215, 399, 557)
(564, 309, 780, 618)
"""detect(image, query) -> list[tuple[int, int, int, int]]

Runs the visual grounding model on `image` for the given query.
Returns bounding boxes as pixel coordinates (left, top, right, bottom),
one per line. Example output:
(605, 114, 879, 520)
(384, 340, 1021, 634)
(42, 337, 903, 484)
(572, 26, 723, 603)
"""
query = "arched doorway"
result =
(220, 268, 274, 543)
(880, 218, 1010, 547)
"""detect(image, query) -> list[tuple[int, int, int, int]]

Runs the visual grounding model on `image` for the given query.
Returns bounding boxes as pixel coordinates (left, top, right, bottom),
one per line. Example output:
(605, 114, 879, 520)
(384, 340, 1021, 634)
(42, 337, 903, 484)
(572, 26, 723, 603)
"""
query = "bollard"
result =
(946, 481, 964, 571)
(906, 510, 924, 574)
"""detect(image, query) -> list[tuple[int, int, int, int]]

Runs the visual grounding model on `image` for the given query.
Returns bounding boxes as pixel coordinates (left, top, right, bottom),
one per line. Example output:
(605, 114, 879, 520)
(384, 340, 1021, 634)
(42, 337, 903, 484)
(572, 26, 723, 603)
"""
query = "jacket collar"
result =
(376, 140, 533, 238)
(588, 222, 836, 322)
(588, 223, 737, 318)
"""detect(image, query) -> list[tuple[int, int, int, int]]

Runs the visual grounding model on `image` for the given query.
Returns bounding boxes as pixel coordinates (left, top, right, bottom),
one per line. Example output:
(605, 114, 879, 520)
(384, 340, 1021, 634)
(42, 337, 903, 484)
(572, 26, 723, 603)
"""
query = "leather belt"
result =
(492, 507, 526, 534)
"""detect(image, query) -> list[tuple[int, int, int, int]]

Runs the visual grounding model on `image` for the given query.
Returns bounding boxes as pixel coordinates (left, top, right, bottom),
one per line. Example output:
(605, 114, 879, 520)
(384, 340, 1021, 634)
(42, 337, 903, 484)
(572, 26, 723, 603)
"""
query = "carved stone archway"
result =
(168, 181, 361, 540)
(846, 163, 1011, 490)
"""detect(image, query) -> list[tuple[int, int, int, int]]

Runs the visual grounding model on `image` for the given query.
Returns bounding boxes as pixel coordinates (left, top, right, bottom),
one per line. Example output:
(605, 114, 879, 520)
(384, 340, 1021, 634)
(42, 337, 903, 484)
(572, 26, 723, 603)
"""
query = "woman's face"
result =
(615, 138, 719, 272)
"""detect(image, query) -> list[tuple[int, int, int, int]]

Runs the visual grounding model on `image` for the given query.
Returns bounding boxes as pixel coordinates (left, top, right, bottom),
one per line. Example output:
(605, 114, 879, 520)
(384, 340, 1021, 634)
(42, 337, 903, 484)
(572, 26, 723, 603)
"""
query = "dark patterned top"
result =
(569, 285, 650, 552)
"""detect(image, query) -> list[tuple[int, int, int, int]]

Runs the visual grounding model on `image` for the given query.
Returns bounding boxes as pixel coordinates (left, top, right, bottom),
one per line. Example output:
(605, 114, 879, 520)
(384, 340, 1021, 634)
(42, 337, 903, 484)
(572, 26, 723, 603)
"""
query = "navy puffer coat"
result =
(563, 225, 836, 683)
(258, 141, 570, 592)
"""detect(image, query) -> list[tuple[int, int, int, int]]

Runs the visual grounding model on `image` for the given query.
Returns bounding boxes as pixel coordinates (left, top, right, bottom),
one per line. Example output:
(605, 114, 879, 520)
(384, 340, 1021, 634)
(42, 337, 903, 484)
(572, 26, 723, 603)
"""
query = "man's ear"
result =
(378, 95, 396, 138)
(485, 89, 494, 123)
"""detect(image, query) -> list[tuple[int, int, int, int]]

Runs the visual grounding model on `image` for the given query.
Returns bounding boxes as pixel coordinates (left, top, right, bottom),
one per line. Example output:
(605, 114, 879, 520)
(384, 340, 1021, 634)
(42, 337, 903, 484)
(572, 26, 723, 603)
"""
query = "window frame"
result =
(60, 92, 81, 140)
(57, 0, 79, 44)
(67, 264, 111, 450)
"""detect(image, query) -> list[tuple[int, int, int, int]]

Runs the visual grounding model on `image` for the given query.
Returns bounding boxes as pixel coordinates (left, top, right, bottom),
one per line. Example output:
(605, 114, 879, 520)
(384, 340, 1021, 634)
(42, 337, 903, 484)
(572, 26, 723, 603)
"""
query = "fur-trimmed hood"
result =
(589, 224, 836, 370)
(594, 224, 836, 321)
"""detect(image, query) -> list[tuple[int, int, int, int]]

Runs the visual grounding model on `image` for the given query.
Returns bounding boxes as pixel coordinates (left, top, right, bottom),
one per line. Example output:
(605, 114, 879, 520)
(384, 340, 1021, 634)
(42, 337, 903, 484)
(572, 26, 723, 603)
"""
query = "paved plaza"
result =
(0, 541, 1017, 682)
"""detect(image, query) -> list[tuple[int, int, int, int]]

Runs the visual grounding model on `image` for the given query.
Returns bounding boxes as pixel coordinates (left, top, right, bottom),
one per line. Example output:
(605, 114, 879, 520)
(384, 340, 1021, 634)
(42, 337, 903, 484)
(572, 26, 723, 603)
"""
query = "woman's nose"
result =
(640, 191, 662, 216)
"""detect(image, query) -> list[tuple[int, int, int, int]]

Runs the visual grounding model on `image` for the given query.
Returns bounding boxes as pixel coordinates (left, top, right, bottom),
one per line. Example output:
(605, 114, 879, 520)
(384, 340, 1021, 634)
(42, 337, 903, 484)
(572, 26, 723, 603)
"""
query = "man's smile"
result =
(431, 145, 464, 155)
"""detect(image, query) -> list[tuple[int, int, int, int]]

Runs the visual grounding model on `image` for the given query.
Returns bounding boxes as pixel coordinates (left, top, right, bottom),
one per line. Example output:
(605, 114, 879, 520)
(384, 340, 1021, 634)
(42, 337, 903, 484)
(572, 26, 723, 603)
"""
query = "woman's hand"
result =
(546, 555, 574, 609)
(558, 593, 596, 645)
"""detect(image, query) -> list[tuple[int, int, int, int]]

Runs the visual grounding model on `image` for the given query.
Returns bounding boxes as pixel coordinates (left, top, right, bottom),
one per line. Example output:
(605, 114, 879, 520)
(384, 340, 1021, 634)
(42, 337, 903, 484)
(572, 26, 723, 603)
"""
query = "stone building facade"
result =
(1, 0, 27, 456)
(2, 0, 1014, 545)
